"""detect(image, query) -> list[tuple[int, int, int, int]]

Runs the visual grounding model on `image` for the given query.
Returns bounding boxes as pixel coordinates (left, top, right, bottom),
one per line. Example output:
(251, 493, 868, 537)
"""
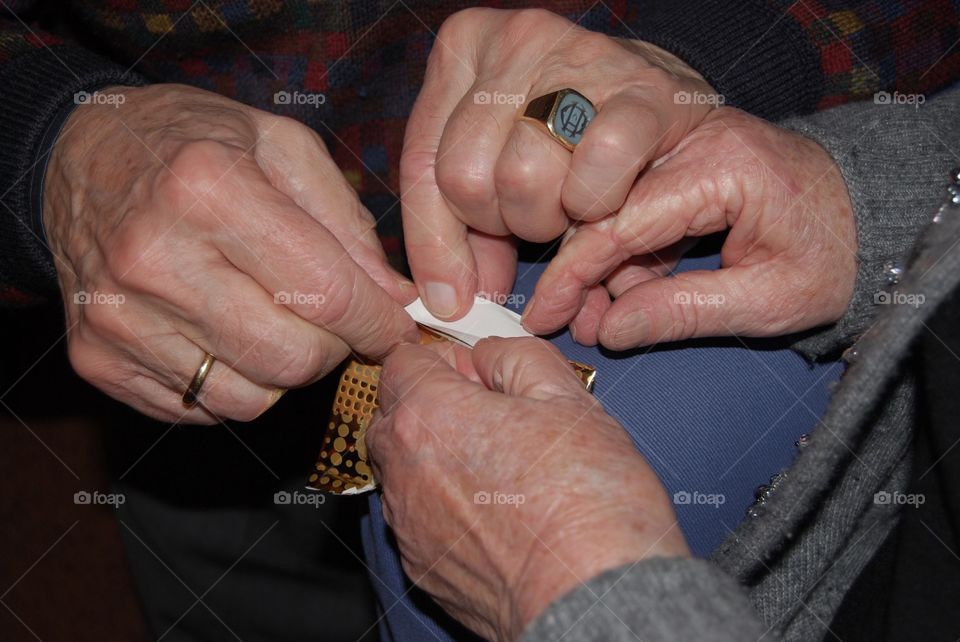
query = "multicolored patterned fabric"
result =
(1, 0, 959, 305)
(769, 0, 960, 109)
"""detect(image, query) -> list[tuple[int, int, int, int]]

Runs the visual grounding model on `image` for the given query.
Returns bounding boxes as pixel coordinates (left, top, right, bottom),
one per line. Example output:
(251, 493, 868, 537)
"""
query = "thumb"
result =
(471, 337, 589, 401)
(597, 262, 798, 349)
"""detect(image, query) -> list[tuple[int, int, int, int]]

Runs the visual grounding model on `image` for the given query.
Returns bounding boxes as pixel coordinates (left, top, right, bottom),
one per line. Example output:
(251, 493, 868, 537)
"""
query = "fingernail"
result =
(520, 297, 536, 327)
(402, 324, 422, 344)
(257, 388, 287, 417)
(398, 279, 419, 301)
(424, 282, 458, 319)
(492, 368, 504, 392)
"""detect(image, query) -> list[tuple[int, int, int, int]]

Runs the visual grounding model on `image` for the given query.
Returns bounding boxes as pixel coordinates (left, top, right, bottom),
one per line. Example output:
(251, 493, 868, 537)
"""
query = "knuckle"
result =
(271, 113, 315, 140)
(543, 29, 615, 75)
(664, 285, 702, 339)
(67, 338, 116, 387)
(575, 29, 617, 60)
(78, 299, 132, 344)
(156, 140, 237, 210)
(504, 8, 565, 37)
(267, 334, 338, 388)
(311, 269, 360, 329)
(640, 64, 679, 93)
(495, 145, 539, 196)
(104, 223, 169, 291)
(580, 126, 642, 171)
(435, 154, 495, 213)
(436, 7, 487, 42)
(239, 307, 339, 386)
(268, 115, 333, 159)
(399, 146, 436, 194)
(390, 403, 425, 453)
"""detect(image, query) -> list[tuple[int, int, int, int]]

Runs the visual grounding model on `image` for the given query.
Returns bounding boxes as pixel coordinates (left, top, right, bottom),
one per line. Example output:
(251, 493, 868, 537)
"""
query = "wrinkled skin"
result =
(45, 84, 419, 423)
(523, 107, 858, 348)
(400, 7, 717, 321)
(366, 337, 689, 641)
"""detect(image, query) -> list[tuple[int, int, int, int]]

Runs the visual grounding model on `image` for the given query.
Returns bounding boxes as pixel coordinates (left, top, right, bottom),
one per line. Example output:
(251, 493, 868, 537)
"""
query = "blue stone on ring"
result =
(551, 90, 595, 147)
(523, 88, 597, 150)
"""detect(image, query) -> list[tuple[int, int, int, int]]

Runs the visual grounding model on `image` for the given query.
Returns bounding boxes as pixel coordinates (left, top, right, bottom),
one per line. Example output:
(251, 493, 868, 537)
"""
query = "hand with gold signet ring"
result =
(399, 8, 721, 326)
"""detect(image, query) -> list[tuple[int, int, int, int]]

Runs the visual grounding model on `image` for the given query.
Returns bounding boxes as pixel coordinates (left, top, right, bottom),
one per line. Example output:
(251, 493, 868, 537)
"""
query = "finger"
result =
(400, 38, 481, 320)
(252, 116, 417, 304)
(522, 218, 629, 335)
(126, 373, 223, 425)
(494, 119, 570, 242)
(425, 339, 483, 384)
(206, 161, 419, 359)
(604, 261, 662, 298)
(569, 285, 610, 346)
(468, 230, 517, 303)
(162, 338, 283, 421)
(434, 82, 523, 237)
(596, 264, 789, 350)
(471, 337, 588, 401)
(603, 241, 693, 297)
(76, 312, 280, 422)
(170, 265, 351, 389)
(67, 340, 217, 424)
(563, 91, 677, 221)
(377, 343, 480, 413)
(524, 148, 726, 334)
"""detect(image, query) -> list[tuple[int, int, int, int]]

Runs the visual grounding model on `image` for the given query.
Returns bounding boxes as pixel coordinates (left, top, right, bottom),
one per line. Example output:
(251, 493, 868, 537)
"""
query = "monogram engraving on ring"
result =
(552, 90, 595, 146)
(559, 101, 589, 138)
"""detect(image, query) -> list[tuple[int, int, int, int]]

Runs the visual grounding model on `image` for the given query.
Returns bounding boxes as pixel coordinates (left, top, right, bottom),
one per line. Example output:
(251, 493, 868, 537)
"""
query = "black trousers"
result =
(107, 380, 377, 642)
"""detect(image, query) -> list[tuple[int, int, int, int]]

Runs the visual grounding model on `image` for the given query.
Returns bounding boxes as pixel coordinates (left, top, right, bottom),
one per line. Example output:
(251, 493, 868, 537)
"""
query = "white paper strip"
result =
(404, 296, 533, 346)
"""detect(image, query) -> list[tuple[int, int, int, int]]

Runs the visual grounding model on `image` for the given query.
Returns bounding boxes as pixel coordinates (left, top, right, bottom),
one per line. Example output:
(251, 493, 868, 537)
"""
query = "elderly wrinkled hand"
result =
(522, 107, 858, 347)
(400, 7, 717, 321)
(365, 337, 688, 642)
(45, 84, 419, 423)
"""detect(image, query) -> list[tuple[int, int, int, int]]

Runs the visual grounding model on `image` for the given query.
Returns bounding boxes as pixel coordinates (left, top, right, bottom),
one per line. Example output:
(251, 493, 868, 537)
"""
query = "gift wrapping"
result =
(307, 298, 596, 495)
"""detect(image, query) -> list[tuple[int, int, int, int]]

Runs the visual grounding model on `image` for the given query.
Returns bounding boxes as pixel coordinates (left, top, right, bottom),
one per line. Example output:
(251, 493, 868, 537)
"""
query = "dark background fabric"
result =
(831, 288, 960, 641)
(2, 0, 960, 303)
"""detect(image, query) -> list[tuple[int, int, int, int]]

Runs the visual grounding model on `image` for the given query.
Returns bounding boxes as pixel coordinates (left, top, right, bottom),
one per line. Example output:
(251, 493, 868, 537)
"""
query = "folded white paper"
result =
(404, 295, 532, 346)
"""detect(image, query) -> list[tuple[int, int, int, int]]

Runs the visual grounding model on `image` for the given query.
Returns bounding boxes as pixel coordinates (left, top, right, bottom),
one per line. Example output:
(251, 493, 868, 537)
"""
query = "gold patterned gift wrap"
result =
(307, 326, 595, 495)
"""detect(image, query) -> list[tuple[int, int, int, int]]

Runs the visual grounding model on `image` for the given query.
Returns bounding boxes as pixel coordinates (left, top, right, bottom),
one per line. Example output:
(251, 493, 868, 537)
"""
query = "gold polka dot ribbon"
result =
(307, 326, 596, 495)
